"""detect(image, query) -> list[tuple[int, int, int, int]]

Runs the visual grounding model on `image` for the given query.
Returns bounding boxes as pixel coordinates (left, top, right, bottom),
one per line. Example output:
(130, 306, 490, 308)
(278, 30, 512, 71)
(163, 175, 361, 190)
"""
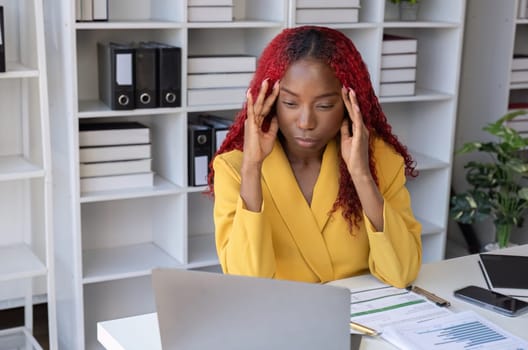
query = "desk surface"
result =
(97, 245, 528, 350)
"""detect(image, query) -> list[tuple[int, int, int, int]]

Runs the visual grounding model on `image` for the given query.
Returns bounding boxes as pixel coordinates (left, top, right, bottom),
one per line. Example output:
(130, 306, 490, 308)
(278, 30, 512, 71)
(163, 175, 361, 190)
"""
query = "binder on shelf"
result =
(295, 8, 359, 24)
(98, 42, 135, 110)
(134, 44, 158, 109)
(79, 144, 151, 163)
(143, 42, 182, 107)
(80, 158, 152, 178)
(79, 121, 150, 147)
(187, 55, 257, 74)
(198, 115, 233, 152)
(188, 6, 233, 22)
(188, 124, 213, 187)
(80, 172, 154, 193)
(93, 0, 108, 21)
(0, 6, 5, 73)
(296, 0, 360, 8)
(382, 34, 418, 55)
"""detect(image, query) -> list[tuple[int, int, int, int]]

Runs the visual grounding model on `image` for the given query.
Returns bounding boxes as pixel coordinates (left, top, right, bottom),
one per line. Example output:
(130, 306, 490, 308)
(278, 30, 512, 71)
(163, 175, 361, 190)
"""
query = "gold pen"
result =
(408, 285, 451, 307)
(349, 321, 380, 336)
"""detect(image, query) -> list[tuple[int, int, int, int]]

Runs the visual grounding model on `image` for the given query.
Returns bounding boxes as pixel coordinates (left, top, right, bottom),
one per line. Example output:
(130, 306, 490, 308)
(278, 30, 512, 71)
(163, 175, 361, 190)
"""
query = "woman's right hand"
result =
(242, 79, 280, 166)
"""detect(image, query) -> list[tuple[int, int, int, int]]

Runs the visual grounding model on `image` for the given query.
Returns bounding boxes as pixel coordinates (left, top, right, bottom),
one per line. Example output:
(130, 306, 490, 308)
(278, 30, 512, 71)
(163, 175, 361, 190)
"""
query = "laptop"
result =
(152, 268, 356, 350)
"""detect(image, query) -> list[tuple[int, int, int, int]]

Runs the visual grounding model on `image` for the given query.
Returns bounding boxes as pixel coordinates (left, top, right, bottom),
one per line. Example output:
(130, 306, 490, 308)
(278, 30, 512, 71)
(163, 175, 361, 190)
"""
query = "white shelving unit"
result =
(44, 0, 465, 348)
(453, 0, 528, 247)
(0, 0, 56, 348)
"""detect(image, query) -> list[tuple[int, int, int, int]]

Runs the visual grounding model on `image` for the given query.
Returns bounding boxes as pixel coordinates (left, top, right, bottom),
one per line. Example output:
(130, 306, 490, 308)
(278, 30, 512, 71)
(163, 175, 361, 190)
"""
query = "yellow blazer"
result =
(213, 138, 422, 288)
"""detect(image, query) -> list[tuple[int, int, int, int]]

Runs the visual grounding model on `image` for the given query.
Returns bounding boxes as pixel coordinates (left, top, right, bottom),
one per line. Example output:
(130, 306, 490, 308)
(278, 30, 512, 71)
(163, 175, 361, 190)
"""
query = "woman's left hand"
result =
(340, 87, 371, 180)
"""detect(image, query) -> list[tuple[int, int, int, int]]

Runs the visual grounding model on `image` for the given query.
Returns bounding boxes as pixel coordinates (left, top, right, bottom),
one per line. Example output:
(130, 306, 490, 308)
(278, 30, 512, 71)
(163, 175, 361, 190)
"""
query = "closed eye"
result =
(282, 100, 297, 108)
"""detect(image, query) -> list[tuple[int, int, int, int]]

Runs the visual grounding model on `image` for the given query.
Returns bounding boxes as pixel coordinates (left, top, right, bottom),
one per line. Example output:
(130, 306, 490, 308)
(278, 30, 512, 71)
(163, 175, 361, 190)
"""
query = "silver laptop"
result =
(152, 268, 353, 350)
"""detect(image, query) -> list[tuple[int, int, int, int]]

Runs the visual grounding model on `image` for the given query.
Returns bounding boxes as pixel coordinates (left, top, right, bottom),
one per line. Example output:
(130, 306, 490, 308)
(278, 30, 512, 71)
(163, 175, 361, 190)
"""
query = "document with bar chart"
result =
(382, 310, 528, 350)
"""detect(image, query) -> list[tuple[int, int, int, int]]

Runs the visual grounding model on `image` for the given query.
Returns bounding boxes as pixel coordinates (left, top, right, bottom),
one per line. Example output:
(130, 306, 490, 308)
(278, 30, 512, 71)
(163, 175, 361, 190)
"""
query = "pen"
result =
(407, 285, 451, 307)
(349, 321, 380, 336)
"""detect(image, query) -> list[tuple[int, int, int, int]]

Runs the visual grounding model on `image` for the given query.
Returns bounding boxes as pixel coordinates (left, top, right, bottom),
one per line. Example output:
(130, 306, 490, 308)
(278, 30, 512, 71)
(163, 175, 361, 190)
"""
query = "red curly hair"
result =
(208, 25, 417, 228)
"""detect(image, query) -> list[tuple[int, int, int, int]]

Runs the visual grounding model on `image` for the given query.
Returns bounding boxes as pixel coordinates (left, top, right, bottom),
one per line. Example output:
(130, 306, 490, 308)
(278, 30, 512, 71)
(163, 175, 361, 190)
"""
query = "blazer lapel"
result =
(262, 141, 335, 282)
(311, 139, 340, 231)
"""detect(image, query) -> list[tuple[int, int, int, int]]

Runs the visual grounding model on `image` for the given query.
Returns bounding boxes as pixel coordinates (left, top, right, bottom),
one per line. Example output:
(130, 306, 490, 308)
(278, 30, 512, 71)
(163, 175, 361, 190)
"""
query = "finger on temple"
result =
(261, 80, 280, 115)
(341, 86, 354, 120)
(255, 79, 269, 109)
(246, 88, 256, 121)
(348, 89, 361, 125)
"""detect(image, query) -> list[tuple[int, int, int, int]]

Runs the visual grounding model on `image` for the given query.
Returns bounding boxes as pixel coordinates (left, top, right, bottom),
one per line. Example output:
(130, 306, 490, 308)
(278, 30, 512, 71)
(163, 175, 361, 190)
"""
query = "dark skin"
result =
(241, 58, 384, 231)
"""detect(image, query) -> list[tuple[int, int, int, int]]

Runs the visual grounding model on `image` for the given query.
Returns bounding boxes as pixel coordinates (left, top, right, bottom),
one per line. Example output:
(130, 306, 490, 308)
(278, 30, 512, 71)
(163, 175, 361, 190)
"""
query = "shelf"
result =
(383, 21, 461, 29)
(0, 156, 45, 182)
(82, 242, 184, 284)
(78, 99, 183, 118)
(418, 217, 444, 236)
(411, 151, 449, 171)
(0, 244, 47, 282)
(187, 233, 218, 269)
(186, 103, 249, 113)
(75, 20, 184, 30)
(0, 327, 43, 350)
(0, 62, 39, 79)
(186, 185, 208, 193)
(313, 22, 379, 29)
(0, 0, 56, 346)
(80, 175, 183, 203)
(186, 20, 285, 29)
(379, 88, 453, 104)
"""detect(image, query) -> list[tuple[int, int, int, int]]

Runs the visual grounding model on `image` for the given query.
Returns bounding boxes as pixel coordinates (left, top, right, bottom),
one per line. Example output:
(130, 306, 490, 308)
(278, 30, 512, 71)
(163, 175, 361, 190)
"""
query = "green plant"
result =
(450, 110, 528, 248)
(389, 0, 419, 4)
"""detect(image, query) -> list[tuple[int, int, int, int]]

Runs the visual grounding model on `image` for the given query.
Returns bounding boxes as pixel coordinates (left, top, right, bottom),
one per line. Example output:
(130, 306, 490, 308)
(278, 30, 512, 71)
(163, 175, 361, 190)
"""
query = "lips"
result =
(294, 136, 318, 147)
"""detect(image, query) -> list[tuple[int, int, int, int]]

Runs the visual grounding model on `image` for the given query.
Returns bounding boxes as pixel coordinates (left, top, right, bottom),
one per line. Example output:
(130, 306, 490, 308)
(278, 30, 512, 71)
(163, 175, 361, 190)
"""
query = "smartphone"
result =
(454, 285, 528, 317)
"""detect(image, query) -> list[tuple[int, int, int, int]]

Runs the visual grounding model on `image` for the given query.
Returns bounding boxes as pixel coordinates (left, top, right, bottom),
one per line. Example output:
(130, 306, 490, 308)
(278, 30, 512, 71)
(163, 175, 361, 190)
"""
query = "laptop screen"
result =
(152, 268, 353, 350)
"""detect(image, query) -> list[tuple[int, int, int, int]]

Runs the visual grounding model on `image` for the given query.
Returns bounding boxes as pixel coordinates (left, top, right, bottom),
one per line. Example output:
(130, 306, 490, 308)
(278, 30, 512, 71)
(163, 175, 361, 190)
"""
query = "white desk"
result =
(98, 245, 528, 350)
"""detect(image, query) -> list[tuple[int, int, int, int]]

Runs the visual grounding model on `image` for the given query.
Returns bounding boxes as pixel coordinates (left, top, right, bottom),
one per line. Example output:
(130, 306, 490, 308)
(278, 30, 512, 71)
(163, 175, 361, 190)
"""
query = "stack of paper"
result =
(295, 0, 361, 24)
(187, 55, 256, 106)
(79, 122, 153, 193)
(511, 53, 528, 85)
(380, 34, 418, 97)
(187, 0, 233, 22)
(347, 284, 452, 335)
(383, 310, 528, 350)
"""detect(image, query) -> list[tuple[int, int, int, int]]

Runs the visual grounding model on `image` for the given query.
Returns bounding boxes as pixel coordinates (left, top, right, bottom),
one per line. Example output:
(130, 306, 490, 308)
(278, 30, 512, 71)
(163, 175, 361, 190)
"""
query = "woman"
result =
(209, 26, 422, 288)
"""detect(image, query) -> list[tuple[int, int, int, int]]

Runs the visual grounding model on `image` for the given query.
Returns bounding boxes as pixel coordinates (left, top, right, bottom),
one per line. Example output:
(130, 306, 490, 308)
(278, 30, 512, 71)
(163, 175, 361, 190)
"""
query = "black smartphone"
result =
(454, 285, 528, 317)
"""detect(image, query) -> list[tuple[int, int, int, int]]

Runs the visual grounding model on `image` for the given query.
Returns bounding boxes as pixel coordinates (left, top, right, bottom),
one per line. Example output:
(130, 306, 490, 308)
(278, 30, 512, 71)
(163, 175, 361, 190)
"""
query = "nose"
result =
(297, 107, 316, 130)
